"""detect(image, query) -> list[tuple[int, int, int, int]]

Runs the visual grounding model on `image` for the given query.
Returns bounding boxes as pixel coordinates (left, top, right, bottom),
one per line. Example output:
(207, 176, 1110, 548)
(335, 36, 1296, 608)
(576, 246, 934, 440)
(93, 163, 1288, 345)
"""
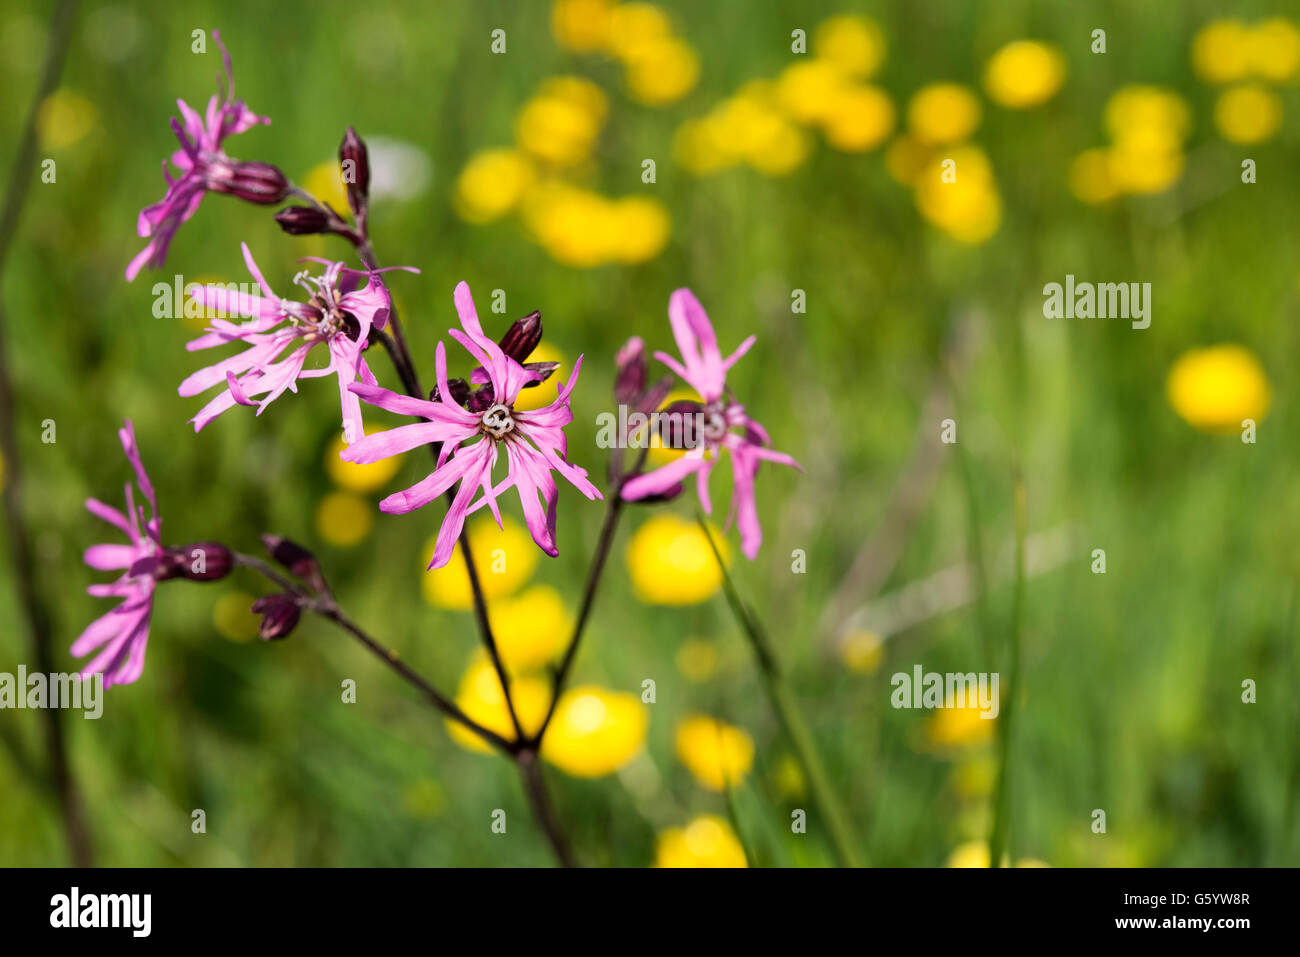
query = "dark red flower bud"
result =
(498, 311, 542, 364)
(658, 399, 707, 450)
(251, 593, 301, 641)
(261, 534, 319, 581)
(614, 337, 646, 404)
(208, 160, 290, 205)
(466, 386, 496, 413)
(274, 206, 331, 235)
(156, 542, 235, 582)
(520, 361, 560, 388)
(339, 126, 370, 217)
(638, 376, 674, 417)
(430, 377, 473, 407)
(625, 482, 684, 504)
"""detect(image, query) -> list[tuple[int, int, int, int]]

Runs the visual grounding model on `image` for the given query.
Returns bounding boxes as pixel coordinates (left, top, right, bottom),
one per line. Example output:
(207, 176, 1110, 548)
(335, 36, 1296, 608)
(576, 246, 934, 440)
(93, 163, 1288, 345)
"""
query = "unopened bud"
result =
(339, 126, 370, 217)
(614, 337, 646, 404)
(251, 593, 301, 641)
(261, 534, 320, 582)
(275, 206, 331, 235)
(208, 160, 290, 205)
(498, 311, 542, 364)
(159, 542, 235, 582)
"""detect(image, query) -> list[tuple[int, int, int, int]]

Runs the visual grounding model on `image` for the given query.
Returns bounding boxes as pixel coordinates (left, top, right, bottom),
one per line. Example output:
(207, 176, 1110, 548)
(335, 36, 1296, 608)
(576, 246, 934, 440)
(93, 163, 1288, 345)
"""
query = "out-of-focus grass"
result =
(0, 0, 1297, 866)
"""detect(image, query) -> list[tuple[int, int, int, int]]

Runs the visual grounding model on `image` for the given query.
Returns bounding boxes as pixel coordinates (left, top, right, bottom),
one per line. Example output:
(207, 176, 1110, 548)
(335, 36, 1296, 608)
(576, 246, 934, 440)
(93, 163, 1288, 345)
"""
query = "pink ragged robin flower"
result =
(126, 30, 278, 281)
(179, 243, 414, 443)
(619, 288, 800, 559)
(342, 281, 602, 568)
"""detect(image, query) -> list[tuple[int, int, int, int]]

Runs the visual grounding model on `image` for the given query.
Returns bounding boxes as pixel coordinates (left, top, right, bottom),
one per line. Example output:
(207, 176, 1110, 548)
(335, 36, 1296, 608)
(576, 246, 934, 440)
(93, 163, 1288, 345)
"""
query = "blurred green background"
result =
(1, 0, 1297, 867)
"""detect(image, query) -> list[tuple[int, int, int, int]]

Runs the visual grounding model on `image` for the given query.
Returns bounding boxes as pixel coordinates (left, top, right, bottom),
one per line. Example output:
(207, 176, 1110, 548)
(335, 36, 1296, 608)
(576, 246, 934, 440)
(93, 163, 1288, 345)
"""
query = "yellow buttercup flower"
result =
(914, 145, 1002, 244)
(907, 83, 981, 145)
(675, 638, 719, 682)
(820, 84, 895, 152)
(924, 699, 996, 750)
(951, 754, 997, 799)
(1191, 20, 1253, 85)
(454, 148, 537, 224)
(315, 492, 373, 547)
(515, 95, 602, 167)
(1214, 84, 1282, 144)
(814, 15, 886, 79)
(983, 40, 1066, 109)
(38, 89, 98, 149)
(539, 75, 609, 126)
(542, 685, 649, 777)
(325, 433, 403, 492)
(303, 159, 351, 215)
(490, 584, 571, 675)
(1068, 148, 1120, 204)
(609, 196, 672, 262)
(655, 815, 748, 867)
(522, 182, 621, 267)
(626, 513, 728, 606)
(1166, 345, 1271, 432)
(675, 714, 754, 791)
(446, 655, 550, 753)
(1249, 18, 1300, 83)
(946, 841, 1048, 868)
(604, 2, 672, 62)
(775, 60, 852, 125)
(422, 515, 538, 609)
(674, 116, 740, 175)
(1104, 85, 1191, 150)
(1105, 141, 1184, 195)
(551, 0, 615, 53)
(839, 629, 884, 674)
(511, 342, 566, 412)
(624, 37, 700, 106)
(714, 90, 811, 175)
(213, 591, 260, 641)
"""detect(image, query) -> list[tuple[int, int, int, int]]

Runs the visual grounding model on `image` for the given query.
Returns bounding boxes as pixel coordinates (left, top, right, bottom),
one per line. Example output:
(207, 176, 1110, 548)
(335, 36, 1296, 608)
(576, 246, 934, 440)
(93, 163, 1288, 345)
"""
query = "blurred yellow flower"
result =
(884, 134, 934, 186)
(775, 60, 852, 125)
(626, 513, 728, 605)
(907, 83, 981, 145)
(924, 699, 996, 750)
(325, 433, 403, 492)
(422, 515, 538, 609)
(609, 196, 673, 262)
(302, 159, 350, 215)
(604, 2, 673, 61)
(512, 343, 566, 411)
(674, 116, 740, 175)
(914, 145, 1002, 244)
(454, 148, 537, 224)
(983, 40, 1066, 109)
(1166, 345, 1271, 432)
(715, 90, 812, 175)
(840, 629, 884, 673)
(1214, 83, 1282, 144)
(490, 584, 571, 675)
(624, 37, 700, 106)
(38, 89, 98, 149)
(771, 754, 806, 800)
(1191, 20, 1253, 84)
(213, 591, 259, 641)
(1068, 148, 1120, 205)
(515, 95, 602, 167)
(946, 841, 1049, 868)
(446, 655, 550, 753)
(522, 182, 622, 267)
(821, 84, 895, 153)
(675, 638, 719, 682)
(814, 15, 886, 79)
(1250, 18, 1300, 83)
(540, 75, 610, 125)
(654, 815, 748, 867)
(542, 685, 649, 777)
(951, 754, 997, 799)
(1105, 140, 1184, 195)
(676, 714, 754, 791)
(315, 491, 373, 547)
(1104, 85, 1191, 150)
(551, 0, 615, 53)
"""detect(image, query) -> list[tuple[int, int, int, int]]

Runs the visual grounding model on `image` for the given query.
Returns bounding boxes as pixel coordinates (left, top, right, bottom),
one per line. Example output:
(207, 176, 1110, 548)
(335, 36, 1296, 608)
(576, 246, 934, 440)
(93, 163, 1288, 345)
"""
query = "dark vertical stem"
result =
(517, 750, 575, 867)
(0, 0, 89, 867)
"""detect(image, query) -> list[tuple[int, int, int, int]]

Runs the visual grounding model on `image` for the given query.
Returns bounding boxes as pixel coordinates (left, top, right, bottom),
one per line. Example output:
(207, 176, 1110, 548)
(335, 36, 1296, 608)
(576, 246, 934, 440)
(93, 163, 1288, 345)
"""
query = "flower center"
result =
(700, 402, 728, 442)
(481, 403, 515, 438)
